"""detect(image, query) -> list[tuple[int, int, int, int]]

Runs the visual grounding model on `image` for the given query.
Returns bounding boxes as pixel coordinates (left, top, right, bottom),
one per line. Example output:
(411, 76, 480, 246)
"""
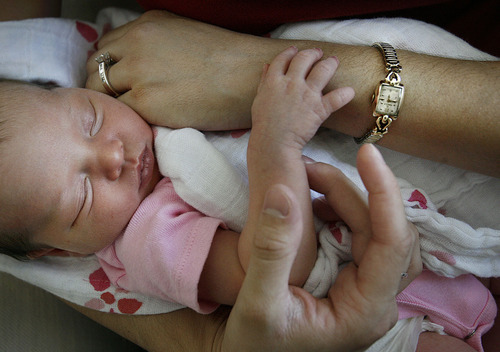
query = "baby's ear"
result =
(27, 248, 86, 259)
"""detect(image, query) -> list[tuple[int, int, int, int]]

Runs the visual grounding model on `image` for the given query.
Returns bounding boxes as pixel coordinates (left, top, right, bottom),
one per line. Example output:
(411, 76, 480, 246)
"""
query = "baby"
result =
(0, 47, 354, 312)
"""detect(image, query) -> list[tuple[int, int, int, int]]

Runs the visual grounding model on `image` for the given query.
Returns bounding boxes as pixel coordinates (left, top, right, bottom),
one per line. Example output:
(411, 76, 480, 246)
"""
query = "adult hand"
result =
(86, 10, 272, 130)
(221, 144, 421, 351)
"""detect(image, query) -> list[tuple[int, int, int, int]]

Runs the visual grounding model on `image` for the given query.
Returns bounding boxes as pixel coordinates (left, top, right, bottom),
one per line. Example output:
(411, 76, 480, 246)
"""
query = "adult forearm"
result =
(321, 47, 500, 177)
(67, 301, 230, 352)
(222, 38, 500, 176)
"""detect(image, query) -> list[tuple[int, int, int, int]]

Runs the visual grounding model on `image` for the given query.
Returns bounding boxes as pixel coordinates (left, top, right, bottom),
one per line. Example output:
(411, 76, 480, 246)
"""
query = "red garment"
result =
(136, 0, 445, 34)
(136, 0, 499, 56)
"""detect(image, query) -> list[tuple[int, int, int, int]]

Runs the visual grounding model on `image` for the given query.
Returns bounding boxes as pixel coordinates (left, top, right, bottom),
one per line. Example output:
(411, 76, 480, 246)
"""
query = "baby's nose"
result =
(96, 139, 124, 180)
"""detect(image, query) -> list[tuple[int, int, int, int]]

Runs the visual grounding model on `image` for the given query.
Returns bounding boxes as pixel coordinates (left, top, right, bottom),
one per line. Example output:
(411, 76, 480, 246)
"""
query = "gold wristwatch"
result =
(355, 42, 404, 144)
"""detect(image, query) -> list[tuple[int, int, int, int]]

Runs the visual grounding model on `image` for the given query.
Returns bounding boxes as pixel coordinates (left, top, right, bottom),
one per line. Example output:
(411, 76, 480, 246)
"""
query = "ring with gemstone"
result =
(95, 52, 119, 97)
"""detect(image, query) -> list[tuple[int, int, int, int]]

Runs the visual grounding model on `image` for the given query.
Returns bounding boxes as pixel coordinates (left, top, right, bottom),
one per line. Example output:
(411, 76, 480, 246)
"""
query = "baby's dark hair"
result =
(0, 228, 40, 262)
(0, 78, 58, 261)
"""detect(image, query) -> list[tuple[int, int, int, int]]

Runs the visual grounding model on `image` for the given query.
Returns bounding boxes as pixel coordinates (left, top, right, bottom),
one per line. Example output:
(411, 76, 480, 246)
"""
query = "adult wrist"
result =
(354, 42, 405, 144)
(318, 43, 384, 137)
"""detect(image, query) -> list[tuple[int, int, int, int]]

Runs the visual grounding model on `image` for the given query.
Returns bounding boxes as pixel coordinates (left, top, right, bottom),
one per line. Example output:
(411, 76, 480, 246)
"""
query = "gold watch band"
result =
(354, 42, 404, 144)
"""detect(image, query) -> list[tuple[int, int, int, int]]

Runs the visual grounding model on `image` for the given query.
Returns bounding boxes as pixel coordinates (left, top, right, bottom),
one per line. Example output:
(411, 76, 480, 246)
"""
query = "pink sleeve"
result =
(97, 178, 224, 314)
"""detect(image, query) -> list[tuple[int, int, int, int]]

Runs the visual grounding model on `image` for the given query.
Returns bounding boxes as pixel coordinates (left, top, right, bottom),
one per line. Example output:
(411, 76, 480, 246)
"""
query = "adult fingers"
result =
(86, 28, 129, 77)
(306, 161, 371, 264)
(311, 196, 342, 222)
(240, 184, 303, 303)
(87, 43, 124, 75)
(223, 184, 305, 352)
(355, 144, 415, 297)
(86, 56, 131, 96)
(95, 19, 135, 50)
(306, 162, 370, 238)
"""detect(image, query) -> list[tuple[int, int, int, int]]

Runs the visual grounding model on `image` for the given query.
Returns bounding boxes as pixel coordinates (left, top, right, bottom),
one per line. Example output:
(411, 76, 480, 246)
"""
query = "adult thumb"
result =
(243, 184, 303, 300)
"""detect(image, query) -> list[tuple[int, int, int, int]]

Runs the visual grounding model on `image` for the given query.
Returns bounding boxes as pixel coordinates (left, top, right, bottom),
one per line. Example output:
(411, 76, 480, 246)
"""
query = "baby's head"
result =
(0, 80, 161, 260)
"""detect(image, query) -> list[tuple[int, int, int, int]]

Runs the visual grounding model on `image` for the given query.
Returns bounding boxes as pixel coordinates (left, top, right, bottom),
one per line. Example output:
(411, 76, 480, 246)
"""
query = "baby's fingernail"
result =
(329, 56, 339, 64)
(302, 155, 316, 164)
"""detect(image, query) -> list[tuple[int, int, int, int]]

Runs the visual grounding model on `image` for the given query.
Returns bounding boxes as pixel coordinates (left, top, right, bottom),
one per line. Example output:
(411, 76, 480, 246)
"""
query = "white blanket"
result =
(0, 7, 498, 316)
(154, 125, 500, 298)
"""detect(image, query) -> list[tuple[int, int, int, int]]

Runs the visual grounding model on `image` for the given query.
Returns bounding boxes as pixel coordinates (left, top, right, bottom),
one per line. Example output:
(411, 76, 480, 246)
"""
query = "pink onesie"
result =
(96, 178, 224, 314)
(397, 270, 497, 352)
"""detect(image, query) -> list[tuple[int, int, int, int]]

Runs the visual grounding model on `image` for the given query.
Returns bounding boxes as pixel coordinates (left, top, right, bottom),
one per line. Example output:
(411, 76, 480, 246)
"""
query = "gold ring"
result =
(95, 52, 119, 97)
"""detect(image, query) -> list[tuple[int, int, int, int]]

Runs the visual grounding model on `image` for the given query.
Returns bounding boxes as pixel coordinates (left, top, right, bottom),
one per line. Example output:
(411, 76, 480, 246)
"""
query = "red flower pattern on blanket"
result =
(85, 268, 143, 314)
(231, 129, 250, 138)
(408, 189, 428, 209)
(76, 21, 98, 42)
(75, 21, 100, 59)
(329, 222, 343, 244)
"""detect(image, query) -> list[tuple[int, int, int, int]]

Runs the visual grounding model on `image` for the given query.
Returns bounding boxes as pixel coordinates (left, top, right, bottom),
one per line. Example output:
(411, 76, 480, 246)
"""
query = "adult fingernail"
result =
(302, 155, 316, 164)
(263, 185, 290, 218)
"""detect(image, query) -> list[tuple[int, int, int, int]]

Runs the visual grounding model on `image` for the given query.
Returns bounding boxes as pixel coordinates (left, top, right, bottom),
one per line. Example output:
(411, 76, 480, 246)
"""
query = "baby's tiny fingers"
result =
(267, 46, 299, 76)
(306, 56, 339, 92)
(322, 86, 355, 116)
(257, 63, 271, 93)
(286, 48, 324, 79)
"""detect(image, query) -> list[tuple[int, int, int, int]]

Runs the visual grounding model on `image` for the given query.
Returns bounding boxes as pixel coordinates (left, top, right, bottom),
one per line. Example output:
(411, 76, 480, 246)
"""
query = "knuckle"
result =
(126, 21, 161, 44)
(253, 231, 289, 253)
(313, 60, 334, 76)
(334, 88, 353, 106)
(252, 226, 295, 260)
(294, 49, 316, 61)
(140, 9, 166, 21)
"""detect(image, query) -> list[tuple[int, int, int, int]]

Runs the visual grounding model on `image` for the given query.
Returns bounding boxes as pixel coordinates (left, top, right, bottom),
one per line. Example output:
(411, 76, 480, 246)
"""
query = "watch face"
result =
(374, 83, 404, 116)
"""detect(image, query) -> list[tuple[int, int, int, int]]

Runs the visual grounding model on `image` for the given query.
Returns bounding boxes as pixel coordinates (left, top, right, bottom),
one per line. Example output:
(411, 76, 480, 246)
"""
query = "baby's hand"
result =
(251, 47, 354, 150)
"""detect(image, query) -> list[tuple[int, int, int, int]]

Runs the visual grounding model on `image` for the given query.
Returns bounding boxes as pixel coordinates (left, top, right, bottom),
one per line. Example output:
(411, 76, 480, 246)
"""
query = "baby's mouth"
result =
(137, 146, 154, 191)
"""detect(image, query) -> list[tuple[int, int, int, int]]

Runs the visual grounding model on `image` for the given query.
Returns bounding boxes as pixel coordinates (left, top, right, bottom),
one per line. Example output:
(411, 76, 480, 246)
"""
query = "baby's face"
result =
(1, 86, 161, 254)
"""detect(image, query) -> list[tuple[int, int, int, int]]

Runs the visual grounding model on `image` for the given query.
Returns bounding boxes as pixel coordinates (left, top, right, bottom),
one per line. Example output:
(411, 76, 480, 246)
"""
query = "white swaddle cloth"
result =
(154, 126, 500, 299)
